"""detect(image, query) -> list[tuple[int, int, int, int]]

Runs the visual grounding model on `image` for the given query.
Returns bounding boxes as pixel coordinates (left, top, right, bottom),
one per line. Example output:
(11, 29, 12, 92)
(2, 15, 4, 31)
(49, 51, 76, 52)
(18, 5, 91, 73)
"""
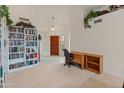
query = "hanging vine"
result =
(0, 5, 13, 26)
(84, 10, 99, 28)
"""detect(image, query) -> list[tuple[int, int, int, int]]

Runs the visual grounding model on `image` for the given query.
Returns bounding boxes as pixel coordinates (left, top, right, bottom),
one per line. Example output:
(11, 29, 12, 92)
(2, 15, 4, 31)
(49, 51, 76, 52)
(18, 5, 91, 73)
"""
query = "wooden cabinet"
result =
(85, 53, 103, 74)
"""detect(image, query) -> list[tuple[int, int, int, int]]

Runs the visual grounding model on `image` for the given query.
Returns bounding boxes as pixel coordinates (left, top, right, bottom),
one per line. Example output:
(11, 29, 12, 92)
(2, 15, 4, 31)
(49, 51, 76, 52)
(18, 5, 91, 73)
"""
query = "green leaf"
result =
(0, 5, 13, 26)
(84, 10, 99, 28)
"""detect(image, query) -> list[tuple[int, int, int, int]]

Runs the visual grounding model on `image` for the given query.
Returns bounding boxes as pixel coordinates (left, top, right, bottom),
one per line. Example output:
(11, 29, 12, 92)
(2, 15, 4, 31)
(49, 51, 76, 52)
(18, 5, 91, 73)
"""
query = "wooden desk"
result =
(71, 51, 84, 69)
(71, 51, 103, 74)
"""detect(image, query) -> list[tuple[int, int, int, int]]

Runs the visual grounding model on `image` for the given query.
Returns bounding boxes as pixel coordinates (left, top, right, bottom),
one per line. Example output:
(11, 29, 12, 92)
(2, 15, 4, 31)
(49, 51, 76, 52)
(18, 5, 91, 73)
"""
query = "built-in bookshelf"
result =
(8, 26, 25, 72)
(25, 28, 38, 66)
(0, 17, 4, 87)
(0, 22, 2, 80)
(8, 26, 38, 73)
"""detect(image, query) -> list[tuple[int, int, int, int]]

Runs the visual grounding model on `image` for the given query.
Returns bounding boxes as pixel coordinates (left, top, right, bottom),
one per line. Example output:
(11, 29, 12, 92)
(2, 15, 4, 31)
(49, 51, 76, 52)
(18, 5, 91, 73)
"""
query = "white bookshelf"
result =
(0, 19, 3, 84)
(7, 26, 38, 73)
(25, 28, 38, 67)
(0, 17, 5, 88)
(8, 26, 25, 72)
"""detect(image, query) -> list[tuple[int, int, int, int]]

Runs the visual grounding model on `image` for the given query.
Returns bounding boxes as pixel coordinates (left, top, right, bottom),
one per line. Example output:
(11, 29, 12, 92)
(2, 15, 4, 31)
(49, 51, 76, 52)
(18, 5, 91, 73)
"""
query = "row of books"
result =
(9, 53, 24, 59)
(26, 41, 37, 46)
(9, 40, 24, 46)
(9, 33, 24, 39)
(25, 29, 37, 35)
(9, 47, 25, 52)
(9, 62, 25, 70)
(25, 35, 37, 41)
(9, 60, 38, 70)
(26, 53, 38, 59)
(9, 27, 24, 33)
(26, 48, 36, 53)
(9, 27, 37, 35)
(9, 35, 37, 41)
(26, 60, 38, 66)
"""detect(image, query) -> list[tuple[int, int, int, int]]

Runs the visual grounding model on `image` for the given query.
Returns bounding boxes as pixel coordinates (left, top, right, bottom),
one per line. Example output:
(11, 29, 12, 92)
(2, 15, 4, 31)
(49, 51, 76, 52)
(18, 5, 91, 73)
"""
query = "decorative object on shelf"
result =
(38, 34, 42, 40)
(109, 5, 124, 12)
(19, 17, 30, 23)
(15, 21, 35, 28)
(15, 17, 35, 28)
(109, 5, 120, 12)
(0, 5, 13, 26)
(38, 34, 42, 61)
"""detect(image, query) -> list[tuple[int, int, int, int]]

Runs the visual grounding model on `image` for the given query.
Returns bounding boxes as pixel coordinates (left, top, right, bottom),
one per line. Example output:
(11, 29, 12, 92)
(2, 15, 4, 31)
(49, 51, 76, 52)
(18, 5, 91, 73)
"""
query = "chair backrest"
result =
(63, 49, 70, 63)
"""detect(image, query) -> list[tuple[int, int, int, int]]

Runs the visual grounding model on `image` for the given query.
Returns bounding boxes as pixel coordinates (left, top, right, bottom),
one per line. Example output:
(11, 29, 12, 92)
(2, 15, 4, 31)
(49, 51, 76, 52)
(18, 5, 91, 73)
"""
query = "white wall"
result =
(40, 31, 70, 56)
(9, 5, 73, 32)
(70, 7, 84, 51)
(70, 9, 124, 77)
(40, 31, 50, 56)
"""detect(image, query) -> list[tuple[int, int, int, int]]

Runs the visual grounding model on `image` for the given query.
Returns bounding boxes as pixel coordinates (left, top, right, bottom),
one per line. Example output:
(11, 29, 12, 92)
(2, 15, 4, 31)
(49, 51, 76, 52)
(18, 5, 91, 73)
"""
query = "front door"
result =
(50, 36, 59, 55)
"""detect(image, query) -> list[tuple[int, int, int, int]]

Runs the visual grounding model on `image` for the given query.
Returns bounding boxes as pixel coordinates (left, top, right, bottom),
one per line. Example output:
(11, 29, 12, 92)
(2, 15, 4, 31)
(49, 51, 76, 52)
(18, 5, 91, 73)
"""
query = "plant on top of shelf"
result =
(109, 5, 120, 12)
(15, 21, 36, 28)
(38, 34, 42, 61)
(84, 9, 109, 29)
(84, 10, 99, 28)
(0, 5, 13, 26)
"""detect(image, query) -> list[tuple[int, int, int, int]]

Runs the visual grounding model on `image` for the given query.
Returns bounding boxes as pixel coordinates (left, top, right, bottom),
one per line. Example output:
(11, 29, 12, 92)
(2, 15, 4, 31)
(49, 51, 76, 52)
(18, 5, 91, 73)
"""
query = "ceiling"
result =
(8, 5, 105, 12)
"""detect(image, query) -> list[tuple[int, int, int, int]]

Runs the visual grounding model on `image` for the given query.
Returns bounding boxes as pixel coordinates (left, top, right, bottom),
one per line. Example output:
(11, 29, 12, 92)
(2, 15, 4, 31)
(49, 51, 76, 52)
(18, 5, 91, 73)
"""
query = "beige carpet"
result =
(82, 77, 116, 88)
(5, 63, 124, 88)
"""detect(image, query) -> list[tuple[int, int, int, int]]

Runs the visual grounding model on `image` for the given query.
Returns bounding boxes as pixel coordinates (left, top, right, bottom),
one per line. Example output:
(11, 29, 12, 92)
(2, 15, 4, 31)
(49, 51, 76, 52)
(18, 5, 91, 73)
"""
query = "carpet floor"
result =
(5, 62, 124, 88)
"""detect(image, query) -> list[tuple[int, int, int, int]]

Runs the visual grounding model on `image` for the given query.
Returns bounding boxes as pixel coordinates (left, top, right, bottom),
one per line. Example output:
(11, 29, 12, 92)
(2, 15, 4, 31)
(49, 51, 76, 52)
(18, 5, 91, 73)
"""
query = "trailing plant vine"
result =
(84, 5, 122, 29)
(0, 5, 13, 26)
(84, 10, 99, 28)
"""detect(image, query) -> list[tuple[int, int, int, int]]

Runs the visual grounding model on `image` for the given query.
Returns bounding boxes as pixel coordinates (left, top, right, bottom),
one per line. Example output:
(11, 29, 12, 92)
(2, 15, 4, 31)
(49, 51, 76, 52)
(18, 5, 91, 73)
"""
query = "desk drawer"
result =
(73, 55, 82, 64)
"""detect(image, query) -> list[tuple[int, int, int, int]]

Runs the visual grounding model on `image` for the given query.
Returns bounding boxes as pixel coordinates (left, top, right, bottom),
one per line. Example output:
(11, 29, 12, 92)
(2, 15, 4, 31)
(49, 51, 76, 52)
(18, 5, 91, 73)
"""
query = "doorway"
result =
(50, 36, 59, 56)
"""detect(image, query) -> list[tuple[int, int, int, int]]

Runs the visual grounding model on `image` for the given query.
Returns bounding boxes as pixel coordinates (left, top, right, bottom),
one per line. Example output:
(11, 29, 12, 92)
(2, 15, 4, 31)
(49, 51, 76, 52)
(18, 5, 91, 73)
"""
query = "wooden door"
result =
(50, 36, 59, 55)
